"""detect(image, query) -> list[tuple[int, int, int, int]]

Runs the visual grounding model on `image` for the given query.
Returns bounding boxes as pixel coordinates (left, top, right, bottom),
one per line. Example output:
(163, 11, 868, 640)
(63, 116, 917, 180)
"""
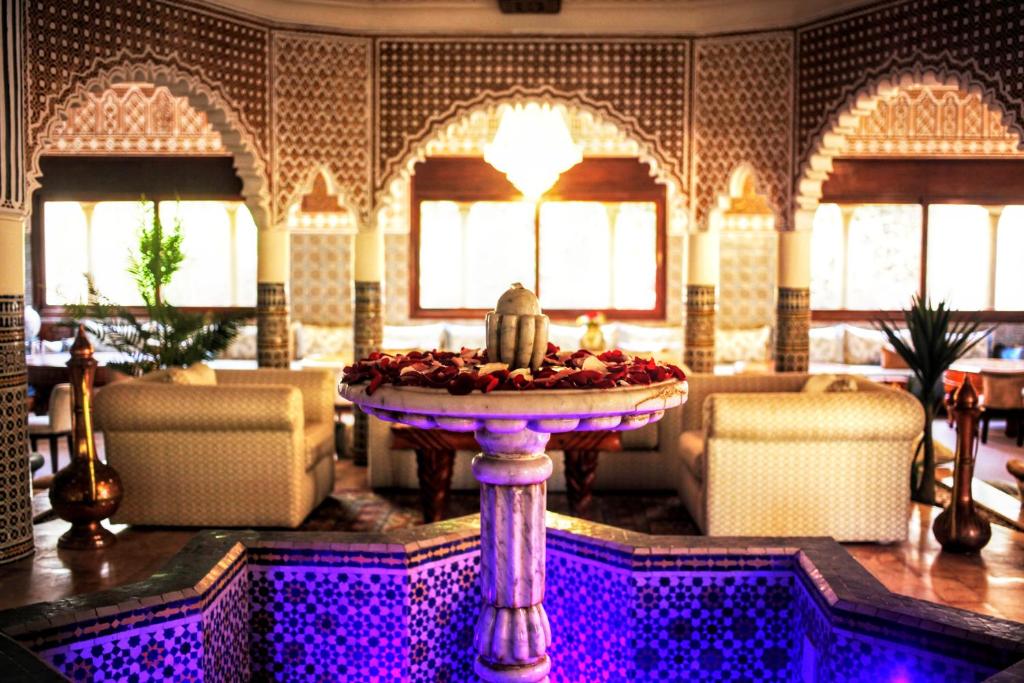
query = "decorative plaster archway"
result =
(793, 57, 1024, 230)
(28, 58, 271, 228)
(375, 91, 688, 325)
(283, 166, 360, 234)
(375, 86, 686, 226)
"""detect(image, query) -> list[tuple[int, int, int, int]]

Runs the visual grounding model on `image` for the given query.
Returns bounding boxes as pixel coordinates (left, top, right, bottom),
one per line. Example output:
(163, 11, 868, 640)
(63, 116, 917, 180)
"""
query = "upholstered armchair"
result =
(675, 373, 922, 542)
(979, 371, 1024, 447)
(94, 367, 336, 528)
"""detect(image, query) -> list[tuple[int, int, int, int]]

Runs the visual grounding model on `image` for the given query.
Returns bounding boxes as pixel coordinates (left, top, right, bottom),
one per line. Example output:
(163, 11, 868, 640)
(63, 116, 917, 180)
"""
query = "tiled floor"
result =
(3, 441, 1023, 628)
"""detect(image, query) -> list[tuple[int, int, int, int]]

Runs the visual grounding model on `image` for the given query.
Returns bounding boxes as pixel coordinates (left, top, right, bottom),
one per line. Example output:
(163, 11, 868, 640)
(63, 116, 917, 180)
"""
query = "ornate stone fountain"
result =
(340, 284, 687, 682)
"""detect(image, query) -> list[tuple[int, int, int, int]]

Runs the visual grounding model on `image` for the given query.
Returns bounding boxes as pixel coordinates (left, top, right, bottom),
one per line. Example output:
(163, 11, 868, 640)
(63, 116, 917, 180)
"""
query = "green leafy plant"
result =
(66, 198, 244, 376)
(876, 296, 990, 504)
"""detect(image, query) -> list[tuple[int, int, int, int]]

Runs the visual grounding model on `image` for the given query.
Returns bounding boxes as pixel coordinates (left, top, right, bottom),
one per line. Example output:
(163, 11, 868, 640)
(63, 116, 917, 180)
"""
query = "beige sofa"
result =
(676, 373, 922, 542)
(94, 367, 336, 527)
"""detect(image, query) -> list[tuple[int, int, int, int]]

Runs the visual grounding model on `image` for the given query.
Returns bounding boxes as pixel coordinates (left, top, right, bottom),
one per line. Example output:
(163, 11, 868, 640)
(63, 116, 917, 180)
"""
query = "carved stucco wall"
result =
(271, 31, 370, 326)
(795, 0, 1024, 182)
(271, 31, 372, 229)
(21, 0, 1024, 333)
(42, 83, 226, 155)
(843, 84, 1021, 156)
(290, 233, 353, 326)
(25, 0, 271, 222)
(691, 33, 793, 229)
(375, 38, 690, 195)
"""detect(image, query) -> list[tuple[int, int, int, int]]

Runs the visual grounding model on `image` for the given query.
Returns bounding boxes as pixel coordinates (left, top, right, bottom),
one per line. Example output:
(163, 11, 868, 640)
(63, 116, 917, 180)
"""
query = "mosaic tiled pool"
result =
(1, 514, 1022, 682)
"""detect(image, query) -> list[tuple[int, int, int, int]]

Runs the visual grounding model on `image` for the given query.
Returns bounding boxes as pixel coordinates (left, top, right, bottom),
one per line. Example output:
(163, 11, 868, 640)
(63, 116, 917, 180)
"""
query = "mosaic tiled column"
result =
(776, 229, 811, 372)
(0, 0, 34, 565)
(352, 230, 384, 466)
(257, 228, 291, 368)
(684, 230, 718, 373)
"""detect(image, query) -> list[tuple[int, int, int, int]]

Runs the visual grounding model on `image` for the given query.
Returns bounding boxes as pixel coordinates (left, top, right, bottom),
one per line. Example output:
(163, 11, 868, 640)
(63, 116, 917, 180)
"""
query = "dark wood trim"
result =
(822, 159, 1024, 205)
(31, 155, 248, 316)
(409, 156, 668, 321)
(812, 309, 1024, 324)
(920, 201, 929, 301)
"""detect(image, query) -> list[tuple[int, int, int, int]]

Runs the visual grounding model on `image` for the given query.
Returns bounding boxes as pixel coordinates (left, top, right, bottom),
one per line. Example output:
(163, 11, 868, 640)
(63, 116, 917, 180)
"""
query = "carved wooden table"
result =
(341, 380, 686, 683)
(390, 424, 622, 522)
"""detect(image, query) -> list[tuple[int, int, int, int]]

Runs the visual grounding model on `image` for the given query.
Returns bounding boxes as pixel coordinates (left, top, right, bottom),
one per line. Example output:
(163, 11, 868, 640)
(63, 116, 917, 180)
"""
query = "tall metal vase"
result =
(49, 326, 123, 549)
(933, 376, 991, 553)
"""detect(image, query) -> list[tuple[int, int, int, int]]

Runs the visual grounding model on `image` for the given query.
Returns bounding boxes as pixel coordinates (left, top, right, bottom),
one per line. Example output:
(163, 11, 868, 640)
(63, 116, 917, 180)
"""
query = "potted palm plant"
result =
(66, 199, 244, 376)
(877, 296, 989, 504)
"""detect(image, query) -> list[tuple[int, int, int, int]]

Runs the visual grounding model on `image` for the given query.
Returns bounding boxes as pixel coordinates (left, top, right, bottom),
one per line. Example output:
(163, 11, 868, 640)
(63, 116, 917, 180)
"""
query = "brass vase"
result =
(580, 321, 605, 353)
(49, 326, 123, 549)
(933, 376, 991, 553)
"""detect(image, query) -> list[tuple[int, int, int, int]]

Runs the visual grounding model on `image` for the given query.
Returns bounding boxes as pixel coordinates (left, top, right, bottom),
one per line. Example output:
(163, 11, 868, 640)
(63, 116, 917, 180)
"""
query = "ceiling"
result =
(210, 0, 884, 35)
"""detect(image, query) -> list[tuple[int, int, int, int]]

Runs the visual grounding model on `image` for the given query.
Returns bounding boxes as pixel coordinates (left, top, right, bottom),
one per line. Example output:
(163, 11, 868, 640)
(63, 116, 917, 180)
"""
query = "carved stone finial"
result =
(485, 284, 549, 370)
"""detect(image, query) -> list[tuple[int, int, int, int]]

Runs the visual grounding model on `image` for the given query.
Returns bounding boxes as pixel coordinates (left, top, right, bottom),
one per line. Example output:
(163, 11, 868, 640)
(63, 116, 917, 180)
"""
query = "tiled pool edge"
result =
(0, 513, 1022, 681)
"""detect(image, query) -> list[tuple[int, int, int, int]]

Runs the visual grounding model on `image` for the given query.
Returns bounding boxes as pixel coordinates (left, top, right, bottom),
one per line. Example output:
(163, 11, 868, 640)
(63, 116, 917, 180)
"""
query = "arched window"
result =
(811, 159, 1024, 321)
(410, 157, 666, 320)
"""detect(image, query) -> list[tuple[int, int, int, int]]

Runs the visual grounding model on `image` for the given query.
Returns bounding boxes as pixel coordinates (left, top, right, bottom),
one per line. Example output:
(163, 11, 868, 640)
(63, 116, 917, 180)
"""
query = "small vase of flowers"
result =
(576, 311, 606, 353)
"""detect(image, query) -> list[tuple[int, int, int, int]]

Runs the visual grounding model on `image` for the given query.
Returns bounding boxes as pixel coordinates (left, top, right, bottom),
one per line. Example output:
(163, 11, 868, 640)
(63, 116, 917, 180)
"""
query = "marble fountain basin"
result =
(1, 515, 1023, 682)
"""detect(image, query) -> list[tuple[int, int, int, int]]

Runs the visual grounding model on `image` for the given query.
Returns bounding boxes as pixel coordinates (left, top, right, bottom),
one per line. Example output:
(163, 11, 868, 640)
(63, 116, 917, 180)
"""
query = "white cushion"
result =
(615, 324, 683, 354)
(444, 323, 486, 352)
(221, 323, 303, 360)
(548, 323, 586, 351)
(844, 326, 886, 365)
(715, 326, 771, 363)
(382, 323, 446, 352)
(809, 324, 846, 364)
(221, 324, 257, 360)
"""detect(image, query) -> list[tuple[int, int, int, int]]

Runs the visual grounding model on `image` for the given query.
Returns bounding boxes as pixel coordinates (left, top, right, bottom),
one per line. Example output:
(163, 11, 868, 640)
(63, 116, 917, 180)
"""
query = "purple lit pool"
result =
(1, 515, 1022, 681)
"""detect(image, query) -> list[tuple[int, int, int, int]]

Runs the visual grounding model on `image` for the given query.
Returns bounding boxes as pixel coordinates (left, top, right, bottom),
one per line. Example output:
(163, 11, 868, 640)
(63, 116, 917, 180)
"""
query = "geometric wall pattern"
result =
(290, 233, 353, 326)
(796, 0, 1024, 170)
(41, 83, 226, 156)
(719, 229, 777, 329)
(375, 38, 690, 194)
(691, 33, 793, 229)
(25, 0, 270, 172)
(843, 84, 1022, 157)
(271, 32, 372, 228)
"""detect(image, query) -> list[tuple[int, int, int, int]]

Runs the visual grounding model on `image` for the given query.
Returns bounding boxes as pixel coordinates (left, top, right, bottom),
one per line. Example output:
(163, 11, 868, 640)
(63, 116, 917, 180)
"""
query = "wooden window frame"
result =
(813, 159, 1024, 323)
(409, 157, 667, 321)
(31, 156, 253, 320)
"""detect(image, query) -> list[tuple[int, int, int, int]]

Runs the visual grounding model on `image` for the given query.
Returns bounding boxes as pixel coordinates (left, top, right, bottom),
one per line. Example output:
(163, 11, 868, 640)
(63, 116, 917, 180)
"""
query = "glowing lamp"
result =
(484, 103, 583, 200)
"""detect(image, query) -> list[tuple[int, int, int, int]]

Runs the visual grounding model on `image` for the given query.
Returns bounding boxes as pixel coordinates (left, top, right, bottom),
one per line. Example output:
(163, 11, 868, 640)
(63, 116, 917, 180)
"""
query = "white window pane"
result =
(43, 202, 89, 305)
(418, 201, 465, 309)
(159, 201, 234, 307)
(845, 205, 922, 310)
(926, 204, 991, 310)
(810, 203, 843, 310)
(539, 202, 611, 310)
(234, 205, 258, 308)
(418, 201, 535, 309)
(91, 202, 148, 306)
(464, 202, 535, 308)
(995, 206, 1024, 310)
(612, 203, 657, 309)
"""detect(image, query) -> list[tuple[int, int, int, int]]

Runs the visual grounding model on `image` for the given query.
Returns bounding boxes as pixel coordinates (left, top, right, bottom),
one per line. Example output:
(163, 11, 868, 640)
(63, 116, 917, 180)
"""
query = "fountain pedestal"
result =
(340, 380, 686, 682)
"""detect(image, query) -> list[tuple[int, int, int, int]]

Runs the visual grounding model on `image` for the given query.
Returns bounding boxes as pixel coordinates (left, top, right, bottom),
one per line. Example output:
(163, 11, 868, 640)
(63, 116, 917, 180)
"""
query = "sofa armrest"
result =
(704, 390, 922, 441)
(95, 383, 303, 432)
(215, 368, 335, 425)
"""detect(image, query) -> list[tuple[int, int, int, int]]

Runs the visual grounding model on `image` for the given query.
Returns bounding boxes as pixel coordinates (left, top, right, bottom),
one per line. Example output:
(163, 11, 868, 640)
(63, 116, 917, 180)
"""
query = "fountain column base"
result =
(472, 428, 553, 683)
